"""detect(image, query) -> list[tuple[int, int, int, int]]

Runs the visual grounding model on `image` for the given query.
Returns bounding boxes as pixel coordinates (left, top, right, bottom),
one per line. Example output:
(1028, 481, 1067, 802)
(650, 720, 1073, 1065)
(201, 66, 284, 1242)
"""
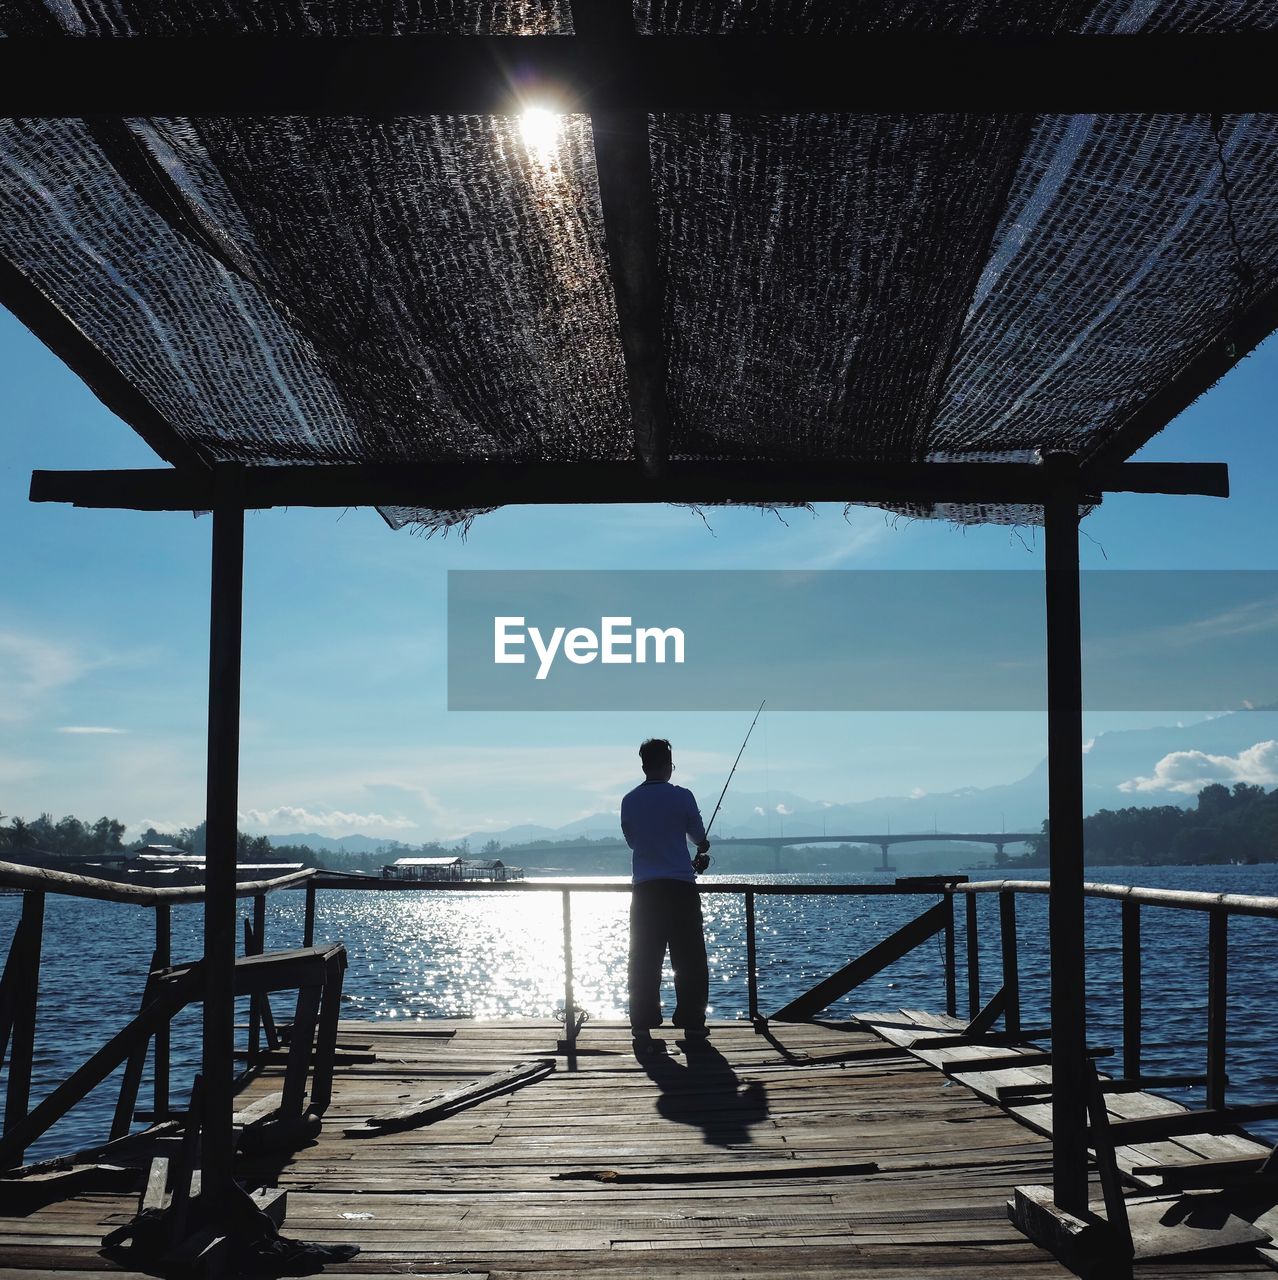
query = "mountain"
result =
(268, 832, 413, 854)
(455, 707, 1278, 849)
(265, 708, 1278, 856)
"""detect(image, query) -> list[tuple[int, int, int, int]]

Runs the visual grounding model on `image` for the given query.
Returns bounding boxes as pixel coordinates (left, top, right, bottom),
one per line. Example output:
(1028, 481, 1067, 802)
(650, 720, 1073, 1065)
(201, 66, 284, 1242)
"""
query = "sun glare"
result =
(520, 106, 563, 165)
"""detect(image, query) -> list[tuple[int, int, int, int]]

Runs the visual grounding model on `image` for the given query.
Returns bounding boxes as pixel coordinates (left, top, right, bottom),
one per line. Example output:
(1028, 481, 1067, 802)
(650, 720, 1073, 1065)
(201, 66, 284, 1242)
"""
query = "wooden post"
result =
(281, 984, 322, 1118)
(304, 876, 316, 948)
(247, 893, 266, 1062)
(943, 893, 957, 1018)
(111, 968, 159, 1139)
(1044, 452, 1088, 1216)
(1207, 910, 1228, 1111)
(966, 892, 981, 1021)
(202, 473, 245, 1211)
(561, 889, 576, 1050)
(2, 890, 44, 1158)
(309, 952, 346, 1115)
(745, 890, 759, 1023)
(153, 903, 170, 1116)
(243, 918, 259, 1064)
(999, 890, 1021, 1036)
(1121, 899, 1141, 1082)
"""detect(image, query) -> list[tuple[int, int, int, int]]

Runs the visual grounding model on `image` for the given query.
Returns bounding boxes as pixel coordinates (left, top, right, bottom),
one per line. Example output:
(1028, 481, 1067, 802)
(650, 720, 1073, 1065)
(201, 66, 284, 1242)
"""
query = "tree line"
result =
(1018, 783, 1278, 866)
(0, 811, 506, 874)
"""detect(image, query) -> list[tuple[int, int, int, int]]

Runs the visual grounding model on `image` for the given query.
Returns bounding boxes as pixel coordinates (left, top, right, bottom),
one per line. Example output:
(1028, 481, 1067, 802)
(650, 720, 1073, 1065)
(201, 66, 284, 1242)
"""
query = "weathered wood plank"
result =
(345, 1060, 556, 1137)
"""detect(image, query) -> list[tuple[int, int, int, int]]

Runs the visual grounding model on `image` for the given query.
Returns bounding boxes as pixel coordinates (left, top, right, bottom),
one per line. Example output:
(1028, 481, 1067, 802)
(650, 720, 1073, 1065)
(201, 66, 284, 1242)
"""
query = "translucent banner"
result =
(446, 570, 1278, 711)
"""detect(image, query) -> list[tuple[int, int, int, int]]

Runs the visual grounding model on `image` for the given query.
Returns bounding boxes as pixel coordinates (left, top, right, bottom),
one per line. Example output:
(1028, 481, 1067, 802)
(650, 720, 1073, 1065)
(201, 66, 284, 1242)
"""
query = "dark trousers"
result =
(628, 878, 708, 1031)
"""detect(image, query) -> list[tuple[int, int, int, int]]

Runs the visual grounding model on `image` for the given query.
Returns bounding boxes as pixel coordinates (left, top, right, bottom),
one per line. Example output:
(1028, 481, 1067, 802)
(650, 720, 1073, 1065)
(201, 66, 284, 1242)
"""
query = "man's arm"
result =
(685, 791, 710, 860)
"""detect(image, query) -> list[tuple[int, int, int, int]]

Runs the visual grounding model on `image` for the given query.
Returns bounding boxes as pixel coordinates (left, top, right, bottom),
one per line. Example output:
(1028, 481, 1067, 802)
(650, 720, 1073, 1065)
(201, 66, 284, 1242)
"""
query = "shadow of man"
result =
(638, 1041, 770, 1149)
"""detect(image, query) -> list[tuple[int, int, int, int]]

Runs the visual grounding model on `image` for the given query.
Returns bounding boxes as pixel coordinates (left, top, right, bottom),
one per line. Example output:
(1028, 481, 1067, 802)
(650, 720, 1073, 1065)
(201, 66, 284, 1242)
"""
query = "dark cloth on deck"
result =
(628, 878, 708, 1031)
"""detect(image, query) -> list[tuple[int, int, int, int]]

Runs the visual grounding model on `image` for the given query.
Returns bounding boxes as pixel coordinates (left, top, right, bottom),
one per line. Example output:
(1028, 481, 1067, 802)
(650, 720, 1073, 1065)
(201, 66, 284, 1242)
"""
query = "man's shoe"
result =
(632, 1030, 666, 1057)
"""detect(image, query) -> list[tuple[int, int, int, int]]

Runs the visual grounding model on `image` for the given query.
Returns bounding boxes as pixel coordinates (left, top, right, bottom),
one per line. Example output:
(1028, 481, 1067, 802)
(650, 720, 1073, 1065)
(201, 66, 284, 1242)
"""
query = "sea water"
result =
(3, 864, 1277, 1162)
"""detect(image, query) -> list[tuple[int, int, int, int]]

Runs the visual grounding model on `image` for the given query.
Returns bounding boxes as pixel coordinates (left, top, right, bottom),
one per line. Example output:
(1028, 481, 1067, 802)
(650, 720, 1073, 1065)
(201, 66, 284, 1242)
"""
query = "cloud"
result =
(0, 630, 90, 723)
(775, 803, 792, 816)
(753, 806, 766, 816)
(1119, 740, 1278, 794)
(131, 817, 193, 837)
(57, 725, 127, 735)
(910, 786, 927, 798)
(238, 806, 418, 835)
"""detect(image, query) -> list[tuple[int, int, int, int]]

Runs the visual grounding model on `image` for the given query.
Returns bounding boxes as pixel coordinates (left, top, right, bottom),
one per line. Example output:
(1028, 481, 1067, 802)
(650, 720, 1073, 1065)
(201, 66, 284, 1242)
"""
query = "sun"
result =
(520, 107, 563, 165)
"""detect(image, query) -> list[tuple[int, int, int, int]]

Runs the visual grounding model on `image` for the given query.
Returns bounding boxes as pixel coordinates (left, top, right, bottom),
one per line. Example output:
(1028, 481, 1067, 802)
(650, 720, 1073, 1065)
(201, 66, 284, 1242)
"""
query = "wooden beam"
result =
(1085, 283, 1278, 471)
(571, 1, 668, 474)
(0, 255, 209, 473)
(27, 459, 1229, 511)
(1104, 1101, 1278, 1144)
(3, 35, 1278, 115)
(0, 857, 314, 906)
(1, 892, 43, 1165)
(1043, 451, 1088, 1217)
(771, 899, 949, 1021)
(200, 470, 244, 1213)
(344, 1059, 555, 1137)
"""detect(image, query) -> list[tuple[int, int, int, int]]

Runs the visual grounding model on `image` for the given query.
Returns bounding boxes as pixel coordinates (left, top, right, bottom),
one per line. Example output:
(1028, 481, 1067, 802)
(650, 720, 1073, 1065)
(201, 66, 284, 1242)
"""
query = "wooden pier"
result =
(3, 1015, 1276, 1278)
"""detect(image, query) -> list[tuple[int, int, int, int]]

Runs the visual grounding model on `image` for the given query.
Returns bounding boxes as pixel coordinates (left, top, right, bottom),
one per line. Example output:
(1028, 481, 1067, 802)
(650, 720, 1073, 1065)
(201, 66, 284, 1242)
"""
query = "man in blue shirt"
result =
(620, 738, 712, 1052)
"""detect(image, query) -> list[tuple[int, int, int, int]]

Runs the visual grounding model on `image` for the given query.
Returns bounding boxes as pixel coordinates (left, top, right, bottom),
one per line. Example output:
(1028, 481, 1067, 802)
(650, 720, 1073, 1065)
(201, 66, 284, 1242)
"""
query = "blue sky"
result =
(3, 304, 1277, 842)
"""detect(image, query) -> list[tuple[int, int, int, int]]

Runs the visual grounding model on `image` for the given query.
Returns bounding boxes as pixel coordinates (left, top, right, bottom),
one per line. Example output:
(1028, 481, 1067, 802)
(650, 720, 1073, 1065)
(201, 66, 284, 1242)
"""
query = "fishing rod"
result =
(705, 699, 766, 839)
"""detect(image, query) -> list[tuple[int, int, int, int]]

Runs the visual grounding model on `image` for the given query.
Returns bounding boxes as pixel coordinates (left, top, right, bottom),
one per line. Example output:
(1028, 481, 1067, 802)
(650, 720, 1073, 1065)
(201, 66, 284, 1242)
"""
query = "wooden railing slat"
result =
(0, 859, 314, 906)
(771, 900, 949, 1022)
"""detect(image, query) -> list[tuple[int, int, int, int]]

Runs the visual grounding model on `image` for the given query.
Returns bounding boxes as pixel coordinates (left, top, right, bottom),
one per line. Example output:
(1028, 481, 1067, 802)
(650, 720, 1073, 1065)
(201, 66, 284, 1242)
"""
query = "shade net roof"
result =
(2, 3, 1277, 528)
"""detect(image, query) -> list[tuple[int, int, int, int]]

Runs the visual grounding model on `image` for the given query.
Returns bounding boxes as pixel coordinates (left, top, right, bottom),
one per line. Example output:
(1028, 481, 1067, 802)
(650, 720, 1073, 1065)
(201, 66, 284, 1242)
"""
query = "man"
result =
(620, 738, 712, 1053)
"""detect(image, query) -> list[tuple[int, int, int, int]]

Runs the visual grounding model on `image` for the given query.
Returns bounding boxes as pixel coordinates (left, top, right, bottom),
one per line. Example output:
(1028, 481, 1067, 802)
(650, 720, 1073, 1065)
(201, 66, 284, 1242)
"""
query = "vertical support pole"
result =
(1207, 910, 1228, 1111)
(202, 471, 245, 1211)
(999, 891, 1020, 1036)
(1044, 452, 1087, 1216)
(154, 903, 171, 1117)
(561, 890, 576, 1050)
(3, 890, 44, 1155)
(966, 892, 981, 1021)
(1121, 899, 1141, 1082)
(303, 876, 316, 948)
(745, 890, 759, 1024)
(943, 893, 957, 1018)
(247, 893, 265, 1062)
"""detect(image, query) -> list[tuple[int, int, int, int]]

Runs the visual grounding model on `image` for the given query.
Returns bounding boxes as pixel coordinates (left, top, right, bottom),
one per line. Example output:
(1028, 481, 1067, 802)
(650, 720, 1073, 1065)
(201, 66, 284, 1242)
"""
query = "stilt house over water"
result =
(2, 3, 1278, 1275)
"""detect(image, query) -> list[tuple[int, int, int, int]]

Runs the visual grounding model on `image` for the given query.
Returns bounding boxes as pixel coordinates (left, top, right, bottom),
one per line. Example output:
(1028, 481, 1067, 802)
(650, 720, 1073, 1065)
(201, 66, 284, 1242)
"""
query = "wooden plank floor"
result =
(1, 1018, 1272, 1278)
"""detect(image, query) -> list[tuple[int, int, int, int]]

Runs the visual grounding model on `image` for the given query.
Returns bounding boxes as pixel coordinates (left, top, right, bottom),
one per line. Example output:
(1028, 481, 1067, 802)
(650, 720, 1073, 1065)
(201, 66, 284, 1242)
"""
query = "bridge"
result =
(505, 832, 1039, 872)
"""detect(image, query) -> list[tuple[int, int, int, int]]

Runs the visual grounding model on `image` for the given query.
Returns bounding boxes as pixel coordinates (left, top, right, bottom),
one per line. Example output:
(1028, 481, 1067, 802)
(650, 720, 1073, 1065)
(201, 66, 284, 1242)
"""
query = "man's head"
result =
(639, 737, 673, 781)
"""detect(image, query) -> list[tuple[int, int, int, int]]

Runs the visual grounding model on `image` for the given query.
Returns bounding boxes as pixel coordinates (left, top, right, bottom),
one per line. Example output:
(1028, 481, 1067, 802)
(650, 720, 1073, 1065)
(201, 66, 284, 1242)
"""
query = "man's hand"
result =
(692, 840, 711, 874)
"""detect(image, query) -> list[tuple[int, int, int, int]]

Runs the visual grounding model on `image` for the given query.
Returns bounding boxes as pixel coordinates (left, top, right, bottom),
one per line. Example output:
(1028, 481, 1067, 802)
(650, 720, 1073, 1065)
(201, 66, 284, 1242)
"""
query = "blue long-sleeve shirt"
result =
(620, 780, 707, 884)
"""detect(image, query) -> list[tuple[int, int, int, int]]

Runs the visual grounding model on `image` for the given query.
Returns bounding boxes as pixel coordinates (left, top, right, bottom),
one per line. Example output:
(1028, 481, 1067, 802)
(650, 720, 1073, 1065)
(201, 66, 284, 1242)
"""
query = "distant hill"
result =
(263, 708, 1278, 864)
(450, 707, 1278, 849)
(269, 832, 414, 855)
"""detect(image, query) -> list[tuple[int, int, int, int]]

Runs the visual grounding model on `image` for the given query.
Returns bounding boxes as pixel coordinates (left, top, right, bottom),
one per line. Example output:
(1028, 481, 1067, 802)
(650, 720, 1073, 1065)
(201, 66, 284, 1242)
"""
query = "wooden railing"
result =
(953, 878, 1278, 1113)
(310, 871, 1278, 1120)
(4, 862, 1277, 1170)
(0, 860, 314, 1167)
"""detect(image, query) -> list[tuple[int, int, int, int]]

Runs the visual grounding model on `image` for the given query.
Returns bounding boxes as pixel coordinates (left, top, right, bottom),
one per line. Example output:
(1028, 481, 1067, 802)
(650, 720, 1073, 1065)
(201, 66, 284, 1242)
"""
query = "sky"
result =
(3, 304, 1278, 843)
